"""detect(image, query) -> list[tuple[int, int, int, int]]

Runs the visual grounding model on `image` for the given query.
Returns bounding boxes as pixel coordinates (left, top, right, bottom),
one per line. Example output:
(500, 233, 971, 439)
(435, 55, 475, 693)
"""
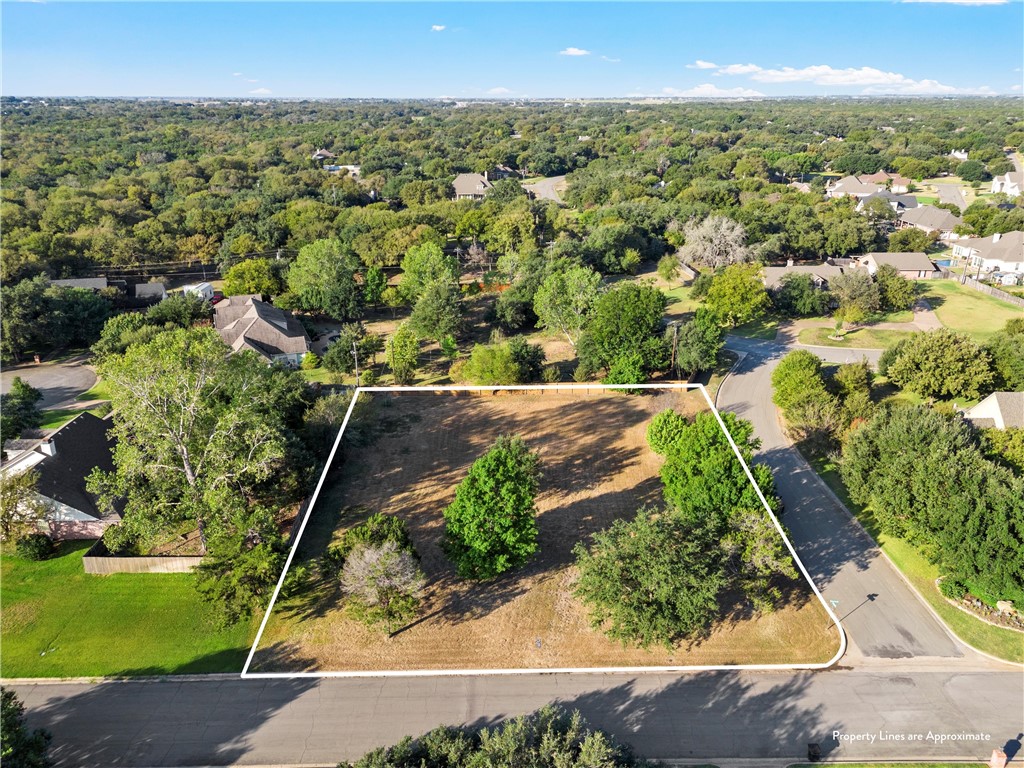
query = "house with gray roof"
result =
(214, 295, 310, 367)
(898, 205, 963, 240)
(452, 173, 493, 201)
(50, 277, 109, 291)
(1, 412, 121, 540)
(952, 231, 1024, 274)
(762, 261, 848, 290)
(857, 189, 918, 215)
(963, 392, 1024, 430)
(990, 169, 1022, 198)
(826, 175, 881, 199)
(856, 252, 938, 279)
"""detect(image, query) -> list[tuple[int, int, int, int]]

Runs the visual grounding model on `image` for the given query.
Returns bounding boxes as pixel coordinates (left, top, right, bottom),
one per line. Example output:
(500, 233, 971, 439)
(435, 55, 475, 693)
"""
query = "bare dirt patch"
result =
(252, 390, 838, 672)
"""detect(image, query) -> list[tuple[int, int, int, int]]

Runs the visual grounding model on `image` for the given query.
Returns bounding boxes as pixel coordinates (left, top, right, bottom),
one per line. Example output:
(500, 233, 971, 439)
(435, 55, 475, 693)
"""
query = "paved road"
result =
(1, 353, 97, 409)
(524, 175, 566, 204)
(719, 337, 963, 660)
(11, 667, 1023, 766)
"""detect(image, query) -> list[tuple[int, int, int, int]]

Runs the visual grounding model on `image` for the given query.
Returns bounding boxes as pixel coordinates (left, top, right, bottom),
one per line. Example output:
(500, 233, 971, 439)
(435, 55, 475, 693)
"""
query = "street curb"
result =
(0, 674, 242, 685)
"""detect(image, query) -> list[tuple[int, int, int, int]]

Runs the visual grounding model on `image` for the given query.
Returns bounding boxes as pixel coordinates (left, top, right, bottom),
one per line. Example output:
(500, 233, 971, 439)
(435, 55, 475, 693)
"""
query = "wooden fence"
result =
(82, 540, 203, 574)
(938, 272, 1024, 308)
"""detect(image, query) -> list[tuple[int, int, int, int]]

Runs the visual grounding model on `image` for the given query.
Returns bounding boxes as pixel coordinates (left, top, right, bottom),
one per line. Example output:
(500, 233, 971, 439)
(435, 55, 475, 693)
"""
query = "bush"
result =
(939, 577, 967, 600)
(657, 254, 679, 282)
(341, 541, 426, 631)
(541, 364, 561, 383)
(16, 533, 55, 561)
(301, 352, 321, 370)
(603, 351, 646, 392)
(646, 408, 690, 455)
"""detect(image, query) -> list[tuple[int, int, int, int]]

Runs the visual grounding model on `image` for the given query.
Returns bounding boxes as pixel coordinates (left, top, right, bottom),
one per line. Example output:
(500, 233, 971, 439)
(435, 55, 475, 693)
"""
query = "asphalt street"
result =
(719, 337, 963, 659)
(11, 668, 1023, 766)
(0, 353, 97, 409)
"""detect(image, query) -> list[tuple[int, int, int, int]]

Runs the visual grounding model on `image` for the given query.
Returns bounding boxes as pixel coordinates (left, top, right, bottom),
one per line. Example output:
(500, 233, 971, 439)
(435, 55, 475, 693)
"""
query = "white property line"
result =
(241, 383, 847, 679)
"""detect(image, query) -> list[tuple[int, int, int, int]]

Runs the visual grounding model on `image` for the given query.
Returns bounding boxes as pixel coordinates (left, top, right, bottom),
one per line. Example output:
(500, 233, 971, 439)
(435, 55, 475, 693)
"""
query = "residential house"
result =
(963, 392, 1024, 430)
(452, 173, 493, 201)
(311, 148, 336, 161)
(213, 294, 311, 367)
(182, 282, 215, 301)
(762, 259, 848, 290)
(488, 165, 518, 180)
(50, 277, 108, 291)
(991, 169, 1022, 197)
(826, 175, 881, 199)
(949, 150, 970, 162)
(898, 205, 963, 241)
(858, 171, 912, 194)
(952, 231, 1024, 274)
(857, 190, 918, 215)
(1, 412, 121, 540)
(856, 252, 938, 279)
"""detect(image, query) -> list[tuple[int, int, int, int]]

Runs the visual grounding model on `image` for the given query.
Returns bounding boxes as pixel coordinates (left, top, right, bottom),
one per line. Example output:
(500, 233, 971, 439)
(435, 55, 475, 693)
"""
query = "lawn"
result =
(730, 316, 782, 341)
(300, 367, 341, 384)
(806, 454, 1024, 665)
(76, 379, 114, 403)
(790, 764, 982, 768)
(916, 280, 1023, 341)
(252, 390, 838, 673)
(0, 541, 256, 677)
(798, 327, 916, 349)
(38, 408, 87, 430)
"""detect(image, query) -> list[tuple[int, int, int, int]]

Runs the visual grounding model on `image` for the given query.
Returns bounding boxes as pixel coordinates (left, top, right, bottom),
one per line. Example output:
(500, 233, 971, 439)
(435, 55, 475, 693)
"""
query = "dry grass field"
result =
(251, 389, 839, 672)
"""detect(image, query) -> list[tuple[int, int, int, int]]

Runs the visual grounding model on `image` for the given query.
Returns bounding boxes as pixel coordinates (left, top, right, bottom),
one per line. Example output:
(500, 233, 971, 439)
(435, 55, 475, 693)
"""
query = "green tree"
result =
(875, 264, 916, 311)
(986, 320, 1024, 391)
(671, 308, 723, 377)
(460, 337, 545, 385)
(221, 258, 284, 297)
(886, 329, 994, 400)
(287, 238, 362, 320)
(829, 270, 880, 326)
(1, 688, 51, 768)
(705, 263, 770, 327)
(772, 273, 831, 317)
(399, 242, 459, 303)
(532, 266, 602, 347)
(322, 324, 366, 374)
(956, 159, 990, 182)
(408, 280, 463, 342)
(386, 323, 419, 385)
(576, 283, 668, 377)
(646, 409, 690, 455)
(0, 470, 50, 544)
(443, 435, 541, 579)
(146, 293, 213, 328)
(888, 227, 935, 253)
(0, 377, 43, 444)
(573, 507, 725, 647)
(771, 350, 842, 443)
(362, 265, 387, 307)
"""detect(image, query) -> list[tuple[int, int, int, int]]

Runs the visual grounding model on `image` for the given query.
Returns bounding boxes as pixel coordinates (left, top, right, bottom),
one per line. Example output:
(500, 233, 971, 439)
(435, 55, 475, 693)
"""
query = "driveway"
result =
(524, 175, 567, 204)
(719, 337, 963, 660)
(1, 353, 97, 409)
(10, 667, 1022, 766)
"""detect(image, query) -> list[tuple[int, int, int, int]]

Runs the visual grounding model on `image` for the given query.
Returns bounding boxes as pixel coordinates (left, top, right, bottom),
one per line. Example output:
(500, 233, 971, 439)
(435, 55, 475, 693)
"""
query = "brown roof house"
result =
(856, 252, 938, 279)
(214, 295, 310, 367)
(1, 412, 122, 540)
(859, 171, 913, 193)
(898, 205, 963, 241)
(452, 173, 493, 201)
(826, 175, 882, 199)
(963, 392, 1024, 430)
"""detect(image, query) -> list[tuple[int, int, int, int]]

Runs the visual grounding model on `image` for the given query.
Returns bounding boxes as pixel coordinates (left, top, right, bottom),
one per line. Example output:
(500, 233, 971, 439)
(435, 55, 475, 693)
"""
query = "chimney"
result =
(993, 232, 1001, 243)
(39, 439, 56, 458)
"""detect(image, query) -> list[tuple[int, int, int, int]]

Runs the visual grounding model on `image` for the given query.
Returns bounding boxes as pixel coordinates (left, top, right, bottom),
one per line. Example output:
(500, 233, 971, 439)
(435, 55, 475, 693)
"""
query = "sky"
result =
(2, 1, 1023, 99)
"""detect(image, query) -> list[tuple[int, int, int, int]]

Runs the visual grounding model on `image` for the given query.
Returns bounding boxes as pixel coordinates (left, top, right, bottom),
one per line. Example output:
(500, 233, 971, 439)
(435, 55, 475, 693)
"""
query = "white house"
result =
(182, 282, 215, 301)
(963, 392, 1024, 430)
(856, 252, 938, 279)
(991, 170, 1022, 197)
(952, 231, 1024, 274)
(898, 205, 963, 241)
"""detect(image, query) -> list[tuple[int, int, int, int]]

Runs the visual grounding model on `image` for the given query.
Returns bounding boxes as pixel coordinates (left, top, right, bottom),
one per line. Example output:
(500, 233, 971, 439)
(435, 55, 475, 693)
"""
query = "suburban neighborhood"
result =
(1, 2, 1023, 766)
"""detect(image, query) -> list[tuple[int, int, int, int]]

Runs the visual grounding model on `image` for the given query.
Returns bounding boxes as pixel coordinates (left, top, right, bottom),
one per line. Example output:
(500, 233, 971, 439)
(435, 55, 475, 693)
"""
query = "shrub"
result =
(657, 254, 679, 282)
(301, 352, 321, 370)
(939, 577, 967, 600)
(646, 409, 690, 455)
(603, 351, 646, 392)
(341, 541, 426, 631)
(16, 533, 55, 561)
(541, 364, 560, 383)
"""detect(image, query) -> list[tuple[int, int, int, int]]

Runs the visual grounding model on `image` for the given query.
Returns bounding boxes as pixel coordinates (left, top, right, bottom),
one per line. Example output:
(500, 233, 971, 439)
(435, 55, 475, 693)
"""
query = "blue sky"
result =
(3, 2, 1022, 98)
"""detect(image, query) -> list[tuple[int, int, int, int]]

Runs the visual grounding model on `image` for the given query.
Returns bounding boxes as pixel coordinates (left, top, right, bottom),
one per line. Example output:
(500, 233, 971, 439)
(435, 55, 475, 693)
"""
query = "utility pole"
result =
(351, 340, 360, 384)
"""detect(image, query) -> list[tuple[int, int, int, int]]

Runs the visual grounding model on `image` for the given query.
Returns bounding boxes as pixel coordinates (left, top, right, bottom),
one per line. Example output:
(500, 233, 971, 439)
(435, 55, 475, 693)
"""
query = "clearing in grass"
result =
(249, 388, 838, 673)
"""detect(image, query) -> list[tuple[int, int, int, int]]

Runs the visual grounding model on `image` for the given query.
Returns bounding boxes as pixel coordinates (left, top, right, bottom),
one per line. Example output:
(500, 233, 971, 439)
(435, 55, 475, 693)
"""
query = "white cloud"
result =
(232, 72, 242, 77)
(559, 47, 591, 56)
(487, 86, 513, 95)
(1011, 84, 1022, 91)
(686, 60, 719, 70)
(601, 56, 621, 63)
(431, 24, 446, 31)
(249, 87, 272, 95)
(662, 84, 765, 98)
(246, 79, 259, 83)
(715, 63, 762, 76)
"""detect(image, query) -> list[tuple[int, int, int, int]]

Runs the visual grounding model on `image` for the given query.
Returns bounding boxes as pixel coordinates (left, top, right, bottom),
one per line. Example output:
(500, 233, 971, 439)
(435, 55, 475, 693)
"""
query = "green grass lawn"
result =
(730, 316, 781, 340)
(38, 408, 86, 430)
(790, 764, 982, 767)
(76, 379, 114, 403)
(0, 542, 256, 677)
(799, 327, 916, 349)
(806, 455, 1024, 665)
(300, 367, 341, 384)
(916, 280, 1023, 341)
(914, 196, 939, 206)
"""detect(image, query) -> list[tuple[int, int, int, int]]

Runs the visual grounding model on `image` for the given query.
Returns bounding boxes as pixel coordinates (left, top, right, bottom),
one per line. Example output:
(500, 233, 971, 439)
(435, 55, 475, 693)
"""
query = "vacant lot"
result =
(916, 280, 1022, 340)
(252, 389, 837, 673)
(1, 542, 254, 677)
